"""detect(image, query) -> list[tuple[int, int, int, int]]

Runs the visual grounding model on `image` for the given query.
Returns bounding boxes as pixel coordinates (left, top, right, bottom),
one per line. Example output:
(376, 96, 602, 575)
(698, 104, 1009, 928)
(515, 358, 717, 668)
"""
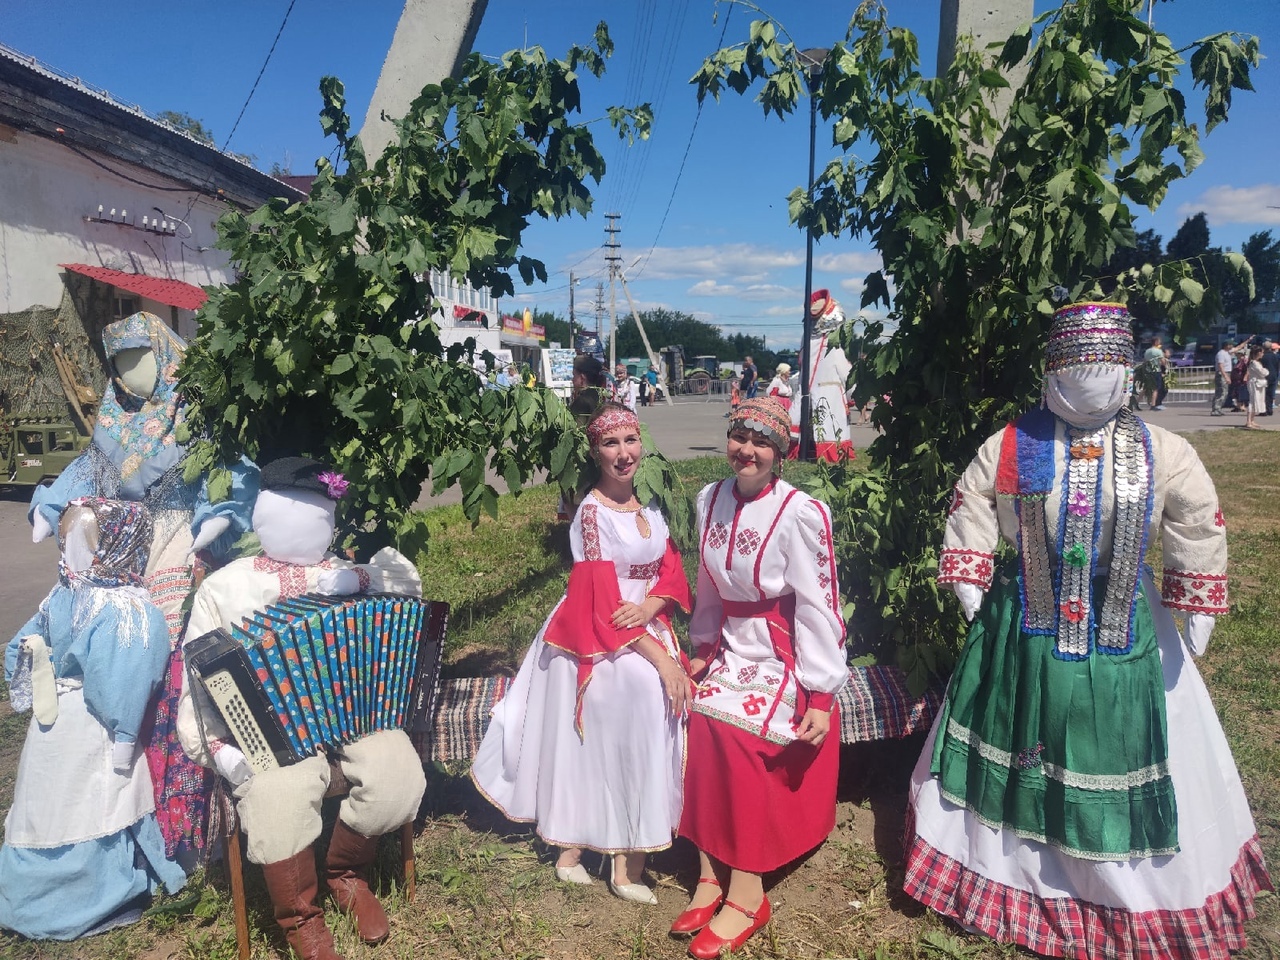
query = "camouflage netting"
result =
(0, 278, 109, 420)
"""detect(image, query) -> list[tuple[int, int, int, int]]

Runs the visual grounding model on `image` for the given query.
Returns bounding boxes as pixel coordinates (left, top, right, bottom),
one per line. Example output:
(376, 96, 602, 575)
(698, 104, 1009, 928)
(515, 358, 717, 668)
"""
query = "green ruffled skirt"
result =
(931, 567, 1177, 861)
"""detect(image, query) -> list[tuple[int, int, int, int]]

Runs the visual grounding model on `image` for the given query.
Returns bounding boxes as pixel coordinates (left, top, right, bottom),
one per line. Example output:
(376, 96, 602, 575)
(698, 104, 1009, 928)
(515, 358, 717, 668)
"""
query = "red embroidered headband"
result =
(587, 406, 640, 445)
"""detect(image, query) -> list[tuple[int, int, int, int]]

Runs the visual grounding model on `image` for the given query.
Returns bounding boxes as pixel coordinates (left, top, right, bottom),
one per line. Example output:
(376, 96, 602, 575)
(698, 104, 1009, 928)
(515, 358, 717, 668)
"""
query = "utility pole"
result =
(618, 267, 673, 406)
(359, 0, 490, 164)
(568, 271, 576, 351)
(604, 213, 622, 370)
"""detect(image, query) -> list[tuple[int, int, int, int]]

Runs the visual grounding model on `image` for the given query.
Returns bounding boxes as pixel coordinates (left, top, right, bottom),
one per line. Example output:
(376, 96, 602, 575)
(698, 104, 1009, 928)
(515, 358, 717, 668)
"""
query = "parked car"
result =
(1170, 347, 1199, 367)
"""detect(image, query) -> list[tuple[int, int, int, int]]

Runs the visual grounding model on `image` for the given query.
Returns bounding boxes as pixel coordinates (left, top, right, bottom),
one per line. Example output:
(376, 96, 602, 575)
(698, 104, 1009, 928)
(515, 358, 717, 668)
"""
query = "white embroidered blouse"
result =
(690, 477, 848, 745)
(938, 417, 1228, 616)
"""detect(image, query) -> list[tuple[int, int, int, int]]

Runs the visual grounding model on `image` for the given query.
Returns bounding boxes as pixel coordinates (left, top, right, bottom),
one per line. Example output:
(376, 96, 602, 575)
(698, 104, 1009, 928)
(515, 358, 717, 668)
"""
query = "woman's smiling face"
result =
(594, 426, 643, 483)
(726, 426, 777, 484)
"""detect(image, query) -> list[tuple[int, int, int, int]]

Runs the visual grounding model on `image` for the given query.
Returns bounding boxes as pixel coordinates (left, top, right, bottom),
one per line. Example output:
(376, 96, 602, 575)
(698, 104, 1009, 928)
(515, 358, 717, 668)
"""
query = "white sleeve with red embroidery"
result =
(785, 498, 849, 709)
(689, 483, 724, 655)
(937, 430, 1003, 593)
(1156, 429, 1228, 615)
(569, 499, 606, 563)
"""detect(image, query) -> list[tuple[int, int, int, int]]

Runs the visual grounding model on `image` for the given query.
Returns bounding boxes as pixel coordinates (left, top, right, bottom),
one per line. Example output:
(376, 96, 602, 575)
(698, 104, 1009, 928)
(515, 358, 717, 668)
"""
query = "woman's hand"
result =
(657, 658, 695, 717)
(688, 657, 707, 679)
(612, 596, 666, 630)
(794, 706, 832, 746)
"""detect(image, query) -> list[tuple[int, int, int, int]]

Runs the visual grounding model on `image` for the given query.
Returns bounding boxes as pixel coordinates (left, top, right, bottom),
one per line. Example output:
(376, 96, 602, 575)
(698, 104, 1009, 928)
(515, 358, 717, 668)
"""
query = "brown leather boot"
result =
(261, 848, 343, 960)
(325, 820, 390, 944)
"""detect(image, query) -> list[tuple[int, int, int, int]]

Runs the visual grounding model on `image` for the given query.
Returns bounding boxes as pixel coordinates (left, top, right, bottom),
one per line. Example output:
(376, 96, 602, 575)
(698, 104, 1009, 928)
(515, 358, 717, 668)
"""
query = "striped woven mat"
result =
(414, 665, 942, 763)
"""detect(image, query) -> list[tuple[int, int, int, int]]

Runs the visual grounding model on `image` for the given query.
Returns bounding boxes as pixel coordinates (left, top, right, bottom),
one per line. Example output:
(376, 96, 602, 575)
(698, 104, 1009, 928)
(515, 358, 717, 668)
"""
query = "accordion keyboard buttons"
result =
(205, 669, 277, 773)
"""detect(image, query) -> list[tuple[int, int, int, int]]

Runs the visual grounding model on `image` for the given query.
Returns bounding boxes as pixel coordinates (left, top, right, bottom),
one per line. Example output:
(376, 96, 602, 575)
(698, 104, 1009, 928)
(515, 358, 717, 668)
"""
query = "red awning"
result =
(59, 263, 208, 311)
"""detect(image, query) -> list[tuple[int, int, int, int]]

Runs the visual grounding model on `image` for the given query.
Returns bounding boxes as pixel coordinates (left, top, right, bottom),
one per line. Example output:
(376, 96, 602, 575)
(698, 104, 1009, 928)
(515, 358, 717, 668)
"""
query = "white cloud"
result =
(632, 243, 804, 281)
(740, 283, 795, 301)
(688, 279, 740, 297)
(690, 280, 796, 300)
(1177, 184, 1280, 228)
(815, 251, 882, 275)
(759, 304, 804, 318)
(838, 277, 866, 294)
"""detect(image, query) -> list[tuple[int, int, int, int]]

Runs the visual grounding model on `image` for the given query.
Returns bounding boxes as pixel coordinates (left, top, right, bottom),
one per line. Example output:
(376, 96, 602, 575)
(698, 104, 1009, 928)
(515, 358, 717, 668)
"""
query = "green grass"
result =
(2, 436, 1277, 958)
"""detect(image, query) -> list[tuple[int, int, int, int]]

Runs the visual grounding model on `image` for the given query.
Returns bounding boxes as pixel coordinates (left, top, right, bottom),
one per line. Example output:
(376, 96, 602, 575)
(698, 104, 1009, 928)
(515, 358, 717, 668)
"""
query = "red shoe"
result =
(669, 878, 723, 937)
(687, 895, 771, 958)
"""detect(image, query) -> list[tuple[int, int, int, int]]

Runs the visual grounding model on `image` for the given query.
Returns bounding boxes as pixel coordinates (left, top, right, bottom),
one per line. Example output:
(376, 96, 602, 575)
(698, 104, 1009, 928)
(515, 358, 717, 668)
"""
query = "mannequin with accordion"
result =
(175, 458, 430, 960)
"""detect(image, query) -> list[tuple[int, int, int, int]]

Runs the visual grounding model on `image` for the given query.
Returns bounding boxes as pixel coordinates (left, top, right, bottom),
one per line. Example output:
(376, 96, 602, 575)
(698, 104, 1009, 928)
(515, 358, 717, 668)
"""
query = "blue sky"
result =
(3, 1, 1276, 350)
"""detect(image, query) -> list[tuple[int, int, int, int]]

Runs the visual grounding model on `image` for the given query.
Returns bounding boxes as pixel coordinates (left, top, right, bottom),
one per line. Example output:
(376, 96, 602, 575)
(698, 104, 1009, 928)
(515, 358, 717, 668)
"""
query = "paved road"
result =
(0, 394, 1268, 645)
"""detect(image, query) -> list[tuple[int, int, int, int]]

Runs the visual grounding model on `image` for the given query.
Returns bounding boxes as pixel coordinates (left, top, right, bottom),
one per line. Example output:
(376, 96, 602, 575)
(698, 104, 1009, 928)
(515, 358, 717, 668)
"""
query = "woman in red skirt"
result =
(673, 396, 849, 957)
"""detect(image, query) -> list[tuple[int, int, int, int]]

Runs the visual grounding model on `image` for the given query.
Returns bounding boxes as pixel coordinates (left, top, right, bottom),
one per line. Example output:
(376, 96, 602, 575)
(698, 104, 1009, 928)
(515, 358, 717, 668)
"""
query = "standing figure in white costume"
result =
(904, 302, 1271, 960)
(471, 403, 693, 904)
(790, 289, 854, 463)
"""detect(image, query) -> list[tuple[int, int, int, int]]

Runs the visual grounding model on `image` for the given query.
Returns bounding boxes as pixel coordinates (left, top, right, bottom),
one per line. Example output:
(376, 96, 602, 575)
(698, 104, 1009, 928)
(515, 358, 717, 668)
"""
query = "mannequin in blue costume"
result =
(29, 312, 257, 861)
(0, 498, 186, 940)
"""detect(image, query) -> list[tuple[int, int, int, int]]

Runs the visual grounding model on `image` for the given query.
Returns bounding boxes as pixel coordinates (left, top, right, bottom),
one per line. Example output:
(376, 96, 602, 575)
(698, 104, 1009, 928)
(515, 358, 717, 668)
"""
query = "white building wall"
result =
(427, 267, 502, 356)
(0, 127, 236, 338)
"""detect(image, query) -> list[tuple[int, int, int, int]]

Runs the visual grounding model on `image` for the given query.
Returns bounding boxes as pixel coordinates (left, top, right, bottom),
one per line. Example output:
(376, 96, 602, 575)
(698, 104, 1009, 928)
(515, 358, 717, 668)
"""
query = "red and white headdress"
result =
(586, 406, 640, 446)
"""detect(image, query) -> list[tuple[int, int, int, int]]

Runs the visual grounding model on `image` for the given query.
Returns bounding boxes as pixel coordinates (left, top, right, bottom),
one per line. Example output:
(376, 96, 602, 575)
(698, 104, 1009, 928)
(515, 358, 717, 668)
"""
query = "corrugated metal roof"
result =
(59, 263, 208, 311)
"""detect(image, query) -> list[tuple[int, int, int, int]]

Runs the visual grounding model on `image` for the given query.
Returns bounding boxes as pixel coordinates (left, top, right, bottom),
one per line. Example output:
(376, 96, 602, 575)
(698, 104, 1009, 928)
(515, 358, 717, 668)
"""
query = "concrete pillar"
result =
(359, 0, 490, 163)
(937, 0, 1032, 79)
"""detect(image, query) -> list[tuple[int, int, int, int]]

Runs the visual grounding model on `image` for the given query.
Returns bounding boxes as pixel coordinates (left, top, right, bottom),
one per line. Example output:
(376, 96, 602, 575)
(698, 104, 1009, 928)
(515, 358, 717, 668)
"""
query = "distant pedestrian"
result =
(1231, 348, 1249, 411)
(740, 356, 758, 400)
(766, 362, 793, 412)
(1263, 341, 1280, 416)
(1247, 346, 1267, 429)
(1211, 340, 1234, 415)
(613, 364, 638, 411)
(727, 380, 741, 419)
(1155, 347, 1171, 408)
(1143, 337, 1165, 410)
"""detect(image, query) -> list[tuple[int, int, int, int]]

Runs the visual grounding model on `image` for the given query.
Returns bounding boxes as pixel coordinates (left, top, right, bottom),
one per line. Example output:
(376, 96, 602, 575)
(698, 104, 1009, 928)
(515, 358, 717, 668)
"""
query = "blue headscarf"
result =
(92, 312, 187, 500)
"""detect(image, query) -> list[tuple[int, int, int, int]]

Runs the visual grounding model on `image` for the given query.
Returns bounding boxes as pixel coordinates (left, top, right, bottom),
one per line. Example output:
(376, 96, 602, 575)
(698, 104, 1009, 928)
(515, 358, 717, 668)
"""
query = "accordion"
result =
(186, 594, 447, 774)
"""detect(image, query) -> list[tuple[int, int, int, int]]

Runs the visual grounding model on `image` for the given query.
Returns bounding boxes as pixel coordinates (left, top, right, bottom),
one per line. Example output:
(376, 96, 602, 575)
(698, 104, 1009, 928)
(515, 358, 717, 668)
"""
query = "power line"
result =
(630, 2, 734, 281)
(221, 0, 298, 153)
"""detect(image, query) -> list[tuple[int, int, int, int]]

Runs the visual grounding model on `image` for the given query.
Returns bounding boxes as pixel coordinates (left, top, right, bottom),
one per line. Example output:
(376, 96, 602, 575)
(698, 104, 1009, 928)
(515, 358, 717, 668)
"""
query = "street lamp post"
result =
(797, 47, 827, 462)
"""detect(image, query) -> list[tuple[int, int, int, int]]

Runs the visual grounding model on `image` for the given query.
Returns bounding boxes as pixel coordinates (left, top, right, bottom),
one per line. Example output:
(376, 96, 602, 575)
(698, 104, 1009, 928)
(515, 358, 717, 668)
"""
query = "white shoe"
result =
(609, 874, 657, 905)
(555, 863, 594, 885)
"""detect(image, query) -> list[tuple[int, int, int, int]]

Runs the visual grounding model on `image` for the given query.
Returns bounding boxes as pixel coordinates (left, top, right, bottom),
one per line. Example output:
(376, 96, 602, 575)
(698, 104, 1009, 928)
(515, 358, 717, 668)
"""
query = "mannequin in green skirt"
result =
(903, 303, 1269, 960)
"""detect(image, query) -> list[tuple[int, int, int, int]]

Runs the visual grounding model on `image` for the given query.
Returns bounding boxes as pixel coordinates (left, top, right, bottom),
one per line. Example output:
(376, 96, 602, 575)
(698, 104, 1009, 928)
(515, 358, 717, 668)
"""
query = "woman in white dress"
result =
(765, 363, 793, 412)
(1246, 346, 1267, 429)
(471, 403, 693, 903)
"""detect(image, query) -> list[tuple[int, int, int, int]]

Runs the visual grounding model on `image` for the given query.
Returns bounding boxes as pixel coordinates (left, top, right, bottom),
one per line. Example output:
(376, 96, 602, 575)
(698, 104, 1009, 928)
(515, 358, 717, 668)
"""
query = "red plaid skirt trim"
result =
(903, 833, 1271, 960)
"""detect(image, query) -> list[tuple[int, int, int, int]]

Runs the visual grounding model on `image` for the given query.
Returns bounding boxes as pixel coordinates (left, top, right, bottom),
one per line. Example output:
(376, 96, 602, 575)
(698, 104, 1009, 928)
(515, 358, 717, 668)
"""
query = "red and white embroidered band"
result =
(1160, 568, 1228, 614)
(586, 407, 640, 445)
(937, 548, 995, 590)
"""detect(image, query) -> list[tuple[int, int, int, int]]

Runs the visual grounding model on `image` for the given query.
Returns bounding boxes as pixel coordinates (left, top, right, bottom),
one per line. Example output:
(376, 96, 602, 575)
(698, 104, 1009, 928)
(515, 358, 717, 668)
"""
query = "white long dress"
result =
(471, 495, 686, 853)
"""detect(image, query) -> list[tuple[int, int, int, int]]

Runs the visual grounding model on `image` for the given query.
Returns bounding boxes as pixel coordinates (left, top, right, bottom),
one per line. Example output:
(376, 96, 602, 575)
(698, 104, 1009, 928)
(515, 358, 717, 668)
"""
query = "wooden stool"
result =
(222, 764, 416, 960)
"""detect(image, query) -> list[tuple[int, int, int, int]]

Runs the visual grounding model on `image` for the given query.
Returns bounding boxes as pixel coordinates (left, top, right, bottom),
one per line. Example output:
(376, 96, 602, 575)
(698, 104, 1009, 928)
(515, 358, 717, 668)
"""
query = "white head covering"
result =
(1043, 302, 1134, 429)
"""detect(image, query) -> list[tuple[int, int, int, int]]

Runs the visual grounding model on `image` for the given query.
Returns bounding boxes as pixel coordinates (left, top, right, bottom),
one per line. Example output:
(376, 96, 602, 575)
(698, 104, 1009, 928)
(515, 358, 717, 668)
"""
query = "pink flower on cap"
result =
(317, 471, 349, 500)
